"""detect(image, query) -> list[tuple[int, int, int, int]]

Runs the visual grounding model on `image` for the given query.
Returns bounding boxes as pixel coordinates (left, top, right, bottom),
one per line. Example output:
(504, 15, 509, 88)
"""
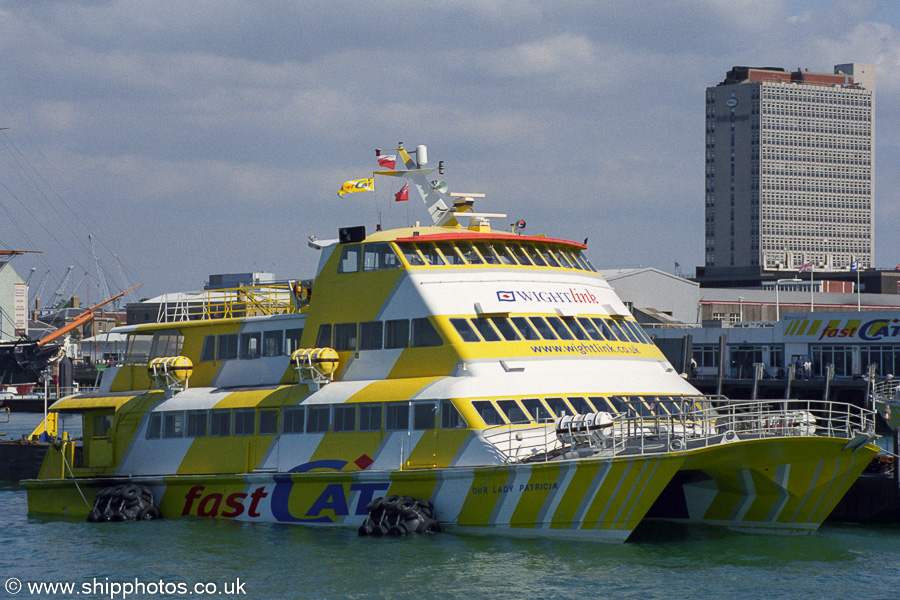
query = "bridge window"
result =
(338, 245, 361, 273)
(363, 243, 401, 271)
(435, 242, 465, 265)
(471, 318, 501, 342)
(418, 243, 447, 266)
(457, 242, 484, 265)
(508, 244, 533, 265)
(396, 242, 426, 266)
(491, 243, 517, 265)
(125, 333, 154, 365)
(522, 244, 546, 266)
(473, 242, 501, 265)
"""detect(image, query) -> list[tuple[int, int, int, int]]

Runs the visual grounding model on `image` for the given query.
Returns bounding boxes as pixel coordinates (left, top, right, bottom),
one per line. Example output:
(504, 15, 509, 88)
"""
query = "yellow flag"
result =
(338, 178, 374, 197)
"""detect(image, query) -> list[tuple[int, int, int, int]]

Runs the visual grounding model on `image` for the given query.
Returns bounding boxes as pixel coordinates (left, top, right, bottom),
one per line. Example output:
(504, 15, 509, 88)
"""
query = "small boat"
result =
(24, 145, 878, 539)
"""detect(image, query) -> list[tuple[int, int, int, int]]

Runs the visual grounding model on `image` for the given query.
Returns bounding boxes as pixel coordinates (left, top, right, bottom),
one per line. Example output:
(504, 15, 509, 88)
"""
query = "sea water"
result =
(3, 412, 900, 600)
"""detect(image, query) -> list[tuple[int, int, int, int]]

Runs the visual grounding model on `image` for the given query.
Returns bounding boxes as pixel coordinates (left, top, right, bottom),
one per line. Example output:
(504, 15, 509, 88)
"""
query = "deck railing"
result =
(482, 398, 876, 464)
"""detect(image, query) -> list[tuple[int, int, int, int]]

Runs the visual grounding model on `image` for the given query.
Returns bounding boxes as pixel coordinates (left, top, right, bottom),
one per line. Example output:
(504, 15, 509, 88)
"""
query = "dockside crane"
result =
(48, 266, 74, 310)
(89, 235, 114, 310)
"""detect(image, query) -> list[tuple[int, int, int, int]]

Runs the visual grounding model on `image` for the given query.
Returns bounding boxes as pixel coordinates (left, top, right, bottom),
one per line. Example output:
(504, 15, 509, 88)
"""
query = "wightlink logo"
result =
(496, 288, 599, 304)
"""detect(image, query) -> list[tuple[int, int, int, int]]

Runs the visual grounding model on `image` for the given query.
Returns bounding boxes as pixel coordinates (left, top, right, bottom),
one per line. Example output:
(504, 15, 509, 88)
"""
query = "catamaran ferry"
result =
(25, 144, 878, 540)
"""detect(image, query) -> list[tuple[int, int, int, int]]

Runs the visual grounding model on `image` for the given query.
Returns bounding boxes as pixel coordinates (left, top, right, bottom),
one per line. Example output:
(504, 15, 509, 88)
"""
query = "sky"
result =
(0, 0, 898, 306)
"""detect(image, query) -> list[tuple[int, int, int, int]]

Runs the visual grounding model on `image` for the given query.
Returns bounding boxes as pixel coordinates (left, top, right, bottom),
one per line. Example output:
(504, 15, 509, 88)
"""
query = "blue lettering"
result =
(306, 484, 349, 517)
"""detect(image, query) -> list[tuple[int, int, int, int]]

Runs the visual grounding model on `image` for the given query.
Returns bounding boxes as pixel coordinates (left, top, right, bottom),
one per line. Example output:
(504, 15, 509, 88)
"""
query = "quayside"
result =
(24, 144, 878, 540)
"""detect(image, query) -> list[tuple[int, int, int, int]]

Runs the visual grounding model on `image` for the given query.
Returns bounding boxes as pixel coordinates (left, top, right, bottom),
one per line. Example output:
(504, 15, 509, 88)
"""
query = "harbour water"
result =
(4, 413, 900, 599)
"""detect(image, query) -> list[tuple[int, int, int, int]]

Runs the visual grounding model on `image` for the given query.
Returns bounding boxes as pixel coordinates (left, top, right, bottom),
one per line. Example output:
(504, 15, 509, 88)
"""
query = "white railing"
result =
(482, 398, 875, 464)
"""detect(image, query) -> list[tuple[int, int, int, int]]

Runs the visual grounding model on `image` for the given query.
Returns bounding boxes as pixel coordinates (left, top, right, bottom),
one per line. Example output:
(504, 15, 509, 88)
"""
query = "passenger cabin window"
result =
(411, 318, 442, 347)
(562, 317, 589, 341)
(201, 336, 216, 362)
(240, 332, 261, 359)
(217, 334, 238, 360)
(440, 401, 466, 429)
(307, 406, 330, 433)
(285, 328, 304, 354)
(359, 403, 382, 431)
(359, 321, 384, 350)
(333, 405, 356, 432)
(545, 317, 574, 340)
(385, 402, 409, 430)
(567, 397, 594, 414)
(413, 403, 436, 430)
(490, 317, 521, 341)
(233, 408, 255, 435)
(528, 317, 558, 340)
(93, 414, 113, 437)
(510, 317, 540, 340)
(385, 320, 410, 349)
(522, 398, 553, 423)
(283, 406, 305, 434)
(186, 410, 207, 437)
(545, 397, 574, 417)
(497, 400, 529, 424)
(333, 323, 358, 351)
(450, 318, 481, 342)
(146, 413, 161, 439)
(163, 411, 184, 438)
(472, 401, 504, 426)
(210, 410, 231, 437)
(263, 330, 283, 357)
(316, 324, 332, 348)
(259, 410, 278, 435)
(472, 318, 501, 342)
(151, 330, 184, 359)
(125, 333, 154, 365)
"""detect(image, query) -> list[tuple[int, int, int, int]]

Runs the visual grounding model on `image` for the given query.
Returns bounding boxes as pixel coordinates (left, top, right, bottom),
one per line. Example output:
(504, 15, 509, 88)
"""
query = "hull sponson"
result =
(25, 453, 684, 541)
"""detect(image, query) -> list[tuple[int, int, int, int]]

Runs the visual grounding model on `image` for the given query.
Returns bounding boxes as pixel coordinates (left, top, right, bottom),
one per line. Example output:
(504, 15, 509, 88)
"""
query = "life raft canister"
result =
(147, 356, 194, 385)
(290, 348, 339, 376)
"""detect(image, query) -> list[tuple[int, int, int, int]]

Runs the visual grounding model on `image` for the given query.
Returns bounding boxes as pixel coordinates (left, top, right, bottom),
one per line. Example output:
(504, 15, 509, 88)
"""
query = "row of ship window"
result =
(143, 395, 702, 440)
(337, 240, 597, 274)
(314, 314, 654, 351)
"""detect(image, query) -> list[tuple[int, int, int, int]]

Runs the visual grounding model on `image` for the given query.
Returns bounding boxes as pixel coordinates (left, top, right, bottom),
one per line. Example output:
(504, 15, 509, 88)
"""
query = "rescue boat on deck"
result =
(24, 144, 878, 540)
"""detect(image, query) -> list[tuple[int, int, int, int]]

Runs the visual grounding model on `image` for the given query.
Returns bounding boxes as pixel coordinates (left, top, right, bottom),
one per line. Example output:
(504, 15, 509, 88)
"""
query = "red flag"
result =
(377, 154, 397, 169)
(394, 182, 409, 202)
